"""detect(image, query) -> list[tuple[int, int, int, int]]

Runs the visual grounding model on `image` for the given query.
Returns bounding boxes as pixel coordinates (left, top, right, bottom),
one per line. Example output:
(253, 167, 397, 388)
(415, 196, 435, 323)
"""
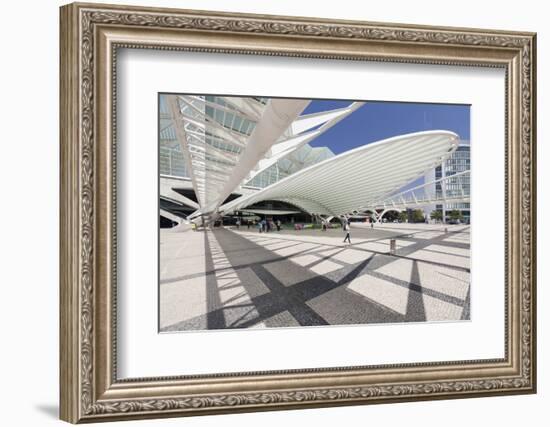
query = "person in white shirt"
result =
(343, 219, 351, 244)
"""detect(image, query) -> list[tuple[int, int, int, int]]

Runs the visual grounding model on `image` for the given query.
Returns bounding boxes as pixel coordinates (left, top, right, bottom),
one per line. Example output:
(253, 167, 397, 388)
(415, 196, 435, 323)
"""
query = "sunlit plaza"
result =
(158, 94, 471, 331)
(160, 223, 470, 331)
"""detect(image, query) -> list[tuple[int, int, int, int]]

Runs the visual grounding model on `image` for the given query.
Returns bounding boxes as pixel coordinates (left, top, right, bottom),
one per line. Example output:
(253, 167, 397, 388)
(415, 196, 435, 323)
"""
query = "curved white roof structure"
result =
(162, 94, 364, 217)
(219, 130, 460, 217)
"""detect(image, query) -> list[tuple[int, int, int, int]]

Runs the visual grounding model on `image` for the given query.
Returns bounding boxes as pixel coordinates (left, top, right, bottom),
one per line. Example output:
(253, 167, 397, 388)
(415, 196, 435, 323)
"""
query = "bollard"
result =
(444, 227, 448, 233)
(389, 239, 396, 255)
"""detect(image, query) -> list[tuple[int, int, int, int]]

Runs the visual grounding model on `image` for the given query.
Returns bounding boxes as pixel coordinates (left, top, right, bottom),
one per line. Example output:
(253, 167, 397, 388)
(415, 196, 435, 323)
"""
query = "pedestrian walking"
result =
(276, 219, 281, 231)
(343, 220, 351, 244)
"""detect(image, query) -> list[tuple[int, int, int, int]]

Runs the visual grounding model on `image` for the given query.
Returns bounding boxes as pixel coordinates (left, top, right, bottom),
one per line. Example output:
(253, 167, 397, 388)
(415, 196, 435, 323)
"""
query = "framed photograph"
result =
(60, 2, 537, 423)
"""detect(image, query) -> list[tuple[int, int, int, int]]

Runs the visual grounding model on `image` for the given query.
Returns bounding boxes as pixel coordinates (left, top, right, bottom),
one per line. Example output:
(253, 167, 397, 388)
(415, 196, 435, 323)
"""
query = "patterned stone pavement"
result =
(159, 223, 470, 332)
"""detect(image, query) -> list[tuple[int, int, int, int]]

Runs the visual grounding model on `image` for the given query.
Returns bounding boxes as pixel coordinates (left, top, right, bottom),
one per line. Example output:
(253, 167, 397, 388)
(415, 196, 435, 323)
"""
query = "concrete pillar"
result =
(442, 161, 447, 224)
(389, 239, 397, 255)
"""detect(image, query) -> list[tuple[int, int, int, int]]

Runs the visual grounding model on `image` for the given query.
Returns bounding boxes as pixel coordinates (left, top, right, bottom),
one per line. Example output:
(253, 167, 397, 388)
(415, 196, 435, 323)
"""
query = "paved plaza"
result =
(159, 223, 470, 332)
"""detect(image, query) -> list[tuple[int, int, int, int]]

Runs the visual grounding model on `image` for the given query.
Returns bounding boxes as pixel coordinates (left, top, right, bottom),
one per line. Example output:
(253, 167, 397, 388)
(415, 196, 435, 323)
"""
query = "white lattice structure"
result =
(162, 94, 364, 220)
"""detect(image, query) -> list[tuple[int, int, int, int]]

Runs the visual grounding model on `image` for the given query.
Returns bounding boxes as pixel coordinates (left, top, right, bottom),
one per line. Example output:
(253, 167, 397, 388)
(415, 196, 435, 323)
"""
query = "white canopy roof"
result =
(164, 94, 364, 217)
(220, 130, 459, 216)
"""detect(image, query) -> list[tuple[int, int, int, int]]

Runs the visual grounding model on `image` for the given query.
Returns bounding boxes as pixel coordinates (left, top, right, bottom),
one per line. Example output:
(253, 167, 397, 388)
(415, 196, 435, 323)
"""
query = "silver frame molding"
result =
(60, 2, 537, 423)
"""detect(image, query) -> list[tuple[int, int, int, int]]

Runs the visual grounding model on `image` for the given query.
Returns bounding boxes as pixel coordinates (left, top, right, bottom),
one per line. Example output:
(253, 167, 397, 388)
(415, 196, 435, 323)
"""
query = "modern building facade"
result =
(423, 140, 470, 223)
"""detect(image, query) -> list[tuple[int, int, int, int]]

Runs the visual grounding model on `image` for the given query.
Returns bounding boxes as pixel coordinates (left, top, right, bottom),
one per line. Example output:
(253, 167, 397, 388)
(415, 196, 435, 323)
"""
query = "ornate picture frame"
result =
(60, 2, 536, 423)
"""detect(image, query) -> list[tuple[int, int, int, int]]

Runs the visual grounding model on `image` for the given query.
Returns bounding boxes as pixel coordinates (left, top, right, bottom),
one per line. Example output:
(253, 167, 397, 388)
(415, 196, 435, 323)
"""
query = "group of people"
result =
(234, 218, 282, 232)
(232, 215, 366, 244)
(256, 218, 281, 233)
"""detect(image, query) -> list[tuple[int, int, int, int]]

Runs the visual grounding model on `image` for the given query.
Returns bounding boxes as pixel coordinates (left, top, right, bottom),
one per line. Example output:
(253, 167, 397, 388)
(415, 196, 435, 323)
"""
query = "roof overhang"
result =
(219, 130, 459, 216)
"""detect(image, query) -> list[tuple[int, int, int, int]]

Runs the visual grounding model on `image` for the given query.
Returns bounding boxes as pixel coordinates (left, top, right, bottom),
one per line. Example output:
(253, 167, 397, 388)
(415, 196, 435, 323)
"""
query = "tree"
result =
(430, 210, 443, 222)
(398, 211, 408, 223)
(412, 209, 425, 223)
(384, 210, 400, 222)
(448, 209, 464, 221)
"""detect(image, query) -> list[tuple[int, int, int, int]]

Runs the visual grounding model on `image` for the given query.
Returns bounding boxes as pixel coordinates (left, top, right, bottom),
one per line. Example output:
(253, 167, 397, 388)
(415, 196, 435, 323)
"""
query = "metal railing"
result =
(371, 170, 470, 209)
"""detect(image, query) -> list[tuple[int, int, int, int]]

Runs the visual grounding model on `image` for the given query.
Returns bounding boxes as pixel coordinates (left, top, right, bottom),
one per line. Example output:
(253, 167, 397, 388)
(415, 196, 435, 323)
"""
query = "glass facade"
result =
(204, 96, 257, 136)
(246, 144, 335, 188)
(435, 143, 471, 220)
(159, 96, 188, 177)
(160, 94, 337, 185)
(159, 95, 260, 178)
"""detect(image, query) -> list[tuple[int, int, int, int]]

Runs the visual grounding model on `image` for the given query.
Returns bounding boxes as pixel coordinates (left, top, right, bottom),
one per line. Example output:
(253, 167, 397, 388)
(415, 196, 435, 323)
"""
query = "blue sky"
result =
(302, 100, 470, 155)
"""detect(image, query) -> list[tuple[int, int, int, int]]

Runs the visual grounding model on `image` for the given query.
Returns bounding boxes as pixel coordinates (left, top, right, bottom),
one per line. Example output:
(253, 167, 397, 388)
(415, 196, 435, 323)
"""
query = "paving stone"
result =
(159, 224, 471, 331)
